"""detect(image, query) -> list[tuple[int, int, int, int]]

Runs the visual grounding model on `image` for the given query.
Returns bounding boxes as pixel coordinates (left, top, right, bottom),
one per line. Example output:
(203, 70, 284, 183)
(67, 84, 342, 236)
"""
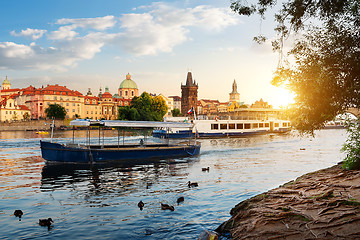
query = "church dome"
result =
(3, 76, 10, 85)
(119, 73, 138, 89)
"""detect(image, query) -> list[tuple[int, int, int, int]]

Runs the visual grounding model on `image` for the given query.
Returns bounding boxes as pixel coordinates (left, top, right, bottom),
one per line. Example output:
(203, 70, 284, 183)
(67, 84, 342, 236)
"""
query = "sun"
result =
(272, 88, 295, 108)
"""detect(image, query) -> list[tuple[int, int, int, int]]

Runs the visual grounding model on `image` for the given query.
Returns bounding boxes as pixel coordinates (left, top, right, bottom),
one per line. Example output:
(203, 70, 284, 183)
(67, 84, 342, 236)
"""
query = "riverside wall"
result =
(0, 120, 68, 131)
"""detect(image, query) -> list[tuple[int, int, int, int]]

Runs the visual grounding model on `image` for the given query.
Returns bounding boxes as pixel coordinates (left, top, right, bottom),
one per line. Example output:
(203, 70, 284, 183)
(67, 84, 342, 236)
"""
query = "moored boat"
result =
(40, 119, 200, 163)
(152, 118, 291, 139)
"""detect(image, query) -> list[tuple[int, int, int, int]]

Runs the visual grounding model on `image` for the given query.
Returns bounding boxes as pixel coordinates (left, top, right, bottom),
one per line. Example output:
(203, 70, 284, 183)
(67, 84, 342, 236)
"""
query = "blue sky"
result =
(0, 0, 294, 107)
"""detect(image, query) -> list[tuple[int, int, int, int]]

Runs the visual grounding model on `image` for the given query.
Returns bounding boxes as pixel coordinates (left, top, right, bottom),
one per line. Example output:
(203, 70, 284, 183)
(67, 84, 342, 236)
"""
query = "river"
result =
(0, 129, 347, 239)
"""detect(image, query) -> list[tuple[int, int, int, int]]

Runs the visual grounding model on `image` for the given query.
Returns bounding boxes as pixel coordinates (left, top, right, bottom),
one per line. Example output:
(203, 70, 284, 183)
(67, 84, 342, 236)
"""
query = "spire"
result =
(231, 79, 238, 94)
(186, 72, 193, 86)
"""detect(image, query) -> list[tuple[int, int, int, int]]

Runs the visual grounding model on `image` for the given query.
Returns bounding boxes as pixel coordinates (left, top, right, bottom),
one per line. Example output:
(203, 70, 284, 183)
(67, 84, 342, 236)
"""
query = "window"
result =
(245, 123, 251, 129)
(275, 123, 279, 127)
(54, 96, 57, 100)
(220, 124, 227, 130)
(211, 124, 219, 130)
(132, 91, 134, 96)
(282, 122, 288, 127)
(72, 109, 75, 112)
(66, 109, 69, 112)
(120, 91, 122, 97)
(229, 123, 235, 129)
(259, 123, 264, 128)
(72, 97, 75, 100)
(252, 123, 258, 128)
(265, 123, 270, 128)
(125, 91, 128, 96)
(237, 123, 243, 129)
(87, 111, 89, 114)
(73, 103, 75, 106)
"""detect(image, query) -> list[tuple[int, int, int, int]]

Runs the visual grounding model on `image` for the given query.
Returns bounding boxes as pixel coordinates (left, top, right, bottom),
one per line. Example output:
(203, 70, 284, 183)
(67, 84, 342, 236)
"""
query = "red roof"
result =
(101, 92, 112, 98)
(19, 105, 30, 111)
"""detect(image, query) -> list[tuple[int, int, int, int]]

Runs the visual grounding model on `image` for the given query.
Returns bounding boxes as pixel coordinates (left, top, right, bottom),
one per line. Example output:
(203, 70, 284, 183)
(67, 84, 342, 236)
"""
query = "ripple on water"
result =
(0, 129, 348, 239)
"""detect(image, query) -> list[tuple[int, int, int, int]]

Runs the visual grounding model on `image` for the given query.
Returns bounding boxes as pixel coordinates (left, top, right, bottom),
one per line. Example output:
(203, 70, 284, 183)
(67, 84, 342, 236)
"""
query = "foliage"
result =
(231, 0, 360, 133)
(341, 117, 360, 170)
(45, 104, 67, 120)
(171, 108, 182, 117)
(23, 112, 30, 120)
(118, 92, 167, 121)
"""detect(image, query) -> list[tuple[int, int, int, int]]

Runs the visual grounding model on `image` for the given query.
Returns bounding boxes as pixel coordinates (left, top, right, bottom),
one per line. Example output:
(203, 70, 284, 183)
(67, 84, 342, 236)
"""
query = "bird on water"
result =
(39, 218, 53, 227)
(14, 210, 23, 218)
(188, 181, 198, 187)
(161, 203, 175, 211)
(138, 201, 145, 210)
(177, 197, 184, 205)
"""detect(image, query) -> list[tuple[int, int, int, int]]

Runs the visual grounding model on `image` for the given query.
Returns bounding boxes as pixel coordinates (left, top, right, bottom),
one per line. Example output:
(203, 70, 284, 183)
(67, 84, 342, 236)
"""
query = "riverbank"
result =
(0, 119, 67, 131)
(216, 162, 360, 239)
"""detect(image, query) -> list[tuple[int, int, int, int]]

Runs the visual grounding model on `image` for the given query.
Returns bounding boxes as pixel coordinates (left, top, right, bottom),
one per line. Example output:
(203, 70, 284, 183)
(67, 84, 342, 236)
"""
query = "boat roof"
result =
(70, 119, 193, 128)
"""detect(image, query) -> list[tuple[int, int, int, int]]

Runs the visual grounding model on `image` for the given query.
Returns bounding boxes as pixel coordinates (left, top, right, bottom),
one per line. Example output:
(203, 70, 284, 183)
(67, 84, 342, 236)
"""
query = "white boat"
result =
(152, 117, 291, 139)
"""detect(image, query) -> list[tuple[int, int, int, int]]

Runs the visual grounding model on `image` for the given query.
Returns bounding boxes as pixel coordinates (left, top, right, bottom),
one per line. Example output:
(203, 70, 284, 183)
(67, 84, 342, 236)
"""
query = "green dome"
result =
(119, 73, 138, 89)
(3, 76, 10, 85)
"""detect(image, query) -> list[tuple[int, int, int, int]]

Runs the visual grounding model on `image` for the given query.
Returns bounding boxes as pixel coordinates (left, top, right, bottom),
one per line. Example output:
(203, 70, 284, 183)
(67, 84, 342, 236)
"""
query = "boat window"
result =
(211, 124, 219, 130)
(229, 123, 235, 129)
(220, 124, 227, 129)
(275, 123, 279, 127)
(252, 123, 258, 128)
(245, 123, 251, 129)
(265, 123, 270, 128)
(259, 123, 264, 128)
(237, 123, 243, 129)
(282, 122, 287, 127)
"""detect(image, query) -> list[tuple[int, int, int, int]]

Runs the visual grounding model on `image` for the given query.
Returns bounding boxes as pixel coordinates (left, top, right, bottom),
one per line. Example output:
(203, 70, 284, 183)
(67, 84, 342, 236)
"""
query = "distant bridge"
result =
(345, 108, 360, 117)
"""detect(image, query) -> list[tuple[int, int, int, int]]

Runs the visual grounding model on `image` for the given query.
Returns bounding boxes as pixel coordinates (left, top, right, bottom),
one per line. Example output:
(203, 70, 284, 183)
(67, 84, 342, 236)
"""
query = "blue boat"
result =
(40, 120, 200, 163)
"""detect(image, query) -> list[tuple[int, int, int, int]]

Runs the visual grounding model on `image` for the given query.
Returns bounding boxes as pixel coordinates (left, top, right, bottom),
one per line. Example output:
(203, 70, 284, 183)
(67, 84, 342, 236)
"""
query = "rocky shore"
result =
(215, 162, 360, 239)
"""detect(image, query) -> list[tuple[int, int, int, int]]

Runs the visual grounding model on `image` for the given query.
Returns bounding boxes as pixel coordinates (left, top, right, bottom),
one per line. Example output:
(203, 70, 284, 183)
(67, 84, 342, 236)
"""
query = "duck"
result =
(202, 167, 210, 172)
(14, 210, 23, 218)
(188, 181, 198, 188)
(39, 218, 53, 227)
(161, 203, 175, 211)
(177, 197, 184, 205)
(138, 201, 145, 210)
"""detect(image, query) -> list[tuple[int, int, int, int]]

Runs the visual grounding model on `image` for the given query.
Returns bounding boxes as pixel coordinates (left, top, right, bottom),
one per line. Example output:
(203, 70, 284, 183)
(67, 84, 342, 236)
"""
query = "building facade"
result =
(181, 72, 198, 114)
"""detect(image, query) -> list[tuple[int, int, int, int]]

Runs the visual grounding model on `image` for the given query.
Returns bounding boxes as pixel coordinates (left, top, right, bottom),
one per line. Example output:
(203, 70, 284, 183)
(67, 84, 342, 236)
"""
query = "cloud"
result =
(0, 3, 239, 71)
(112, 3, 239, 55)
(10, 28, 47, 40)
(55, 15, 117, 31)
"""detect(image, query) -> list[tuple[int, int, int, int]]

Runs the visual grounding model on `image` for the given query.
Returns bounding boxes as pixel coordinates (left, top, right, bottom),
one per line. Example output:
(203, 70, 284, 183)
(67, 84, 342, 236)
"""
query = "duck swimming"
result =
(161, 203, 175, 211)
(39, 218, 53, 227)
(188, 181, 198, 188)
(14, 210, 23, 218)
(138, 201, 145, 210)
(177, 197, 184, 205)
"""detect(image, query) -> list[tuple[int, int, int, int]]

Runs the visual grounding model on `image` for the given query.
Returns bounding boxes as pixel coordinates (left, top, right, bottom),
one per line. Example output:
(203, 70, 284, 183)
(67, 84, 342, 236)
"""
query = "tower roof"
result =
(231, 79, 238, 94)
(119, 73, 138, 89)
(3, 76, 10, 85)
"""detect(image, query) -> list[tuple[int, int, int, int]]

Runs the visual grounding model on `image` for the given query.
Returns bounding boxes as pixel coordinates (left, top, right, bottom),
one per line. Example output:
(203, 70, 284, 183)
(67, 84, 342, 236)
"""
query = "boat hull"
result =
(40, 141, 200, 163)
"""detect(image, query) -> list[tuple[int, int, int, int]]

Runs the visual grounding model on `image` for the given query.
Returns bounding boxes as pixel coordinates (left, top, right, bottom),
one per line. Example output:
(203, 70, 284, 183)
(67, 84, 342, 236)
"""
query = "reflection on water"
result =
(0, 129, 347, 239)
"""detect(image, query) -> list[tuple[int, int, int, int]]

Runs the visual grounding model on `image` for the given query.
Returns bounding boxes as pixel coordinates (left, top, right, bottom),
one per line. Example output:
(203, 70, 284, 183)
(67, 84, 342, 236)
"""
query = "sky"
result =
(0, 0, 294, 108)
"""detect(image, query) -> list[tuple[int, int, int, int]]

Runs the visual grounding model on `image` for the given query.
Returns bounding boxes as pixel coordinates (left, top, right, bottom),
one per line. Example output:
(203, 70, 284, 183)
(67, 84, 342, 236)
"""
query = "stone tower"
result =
(181, 72, 198, 114)
(229, 79, 240, 103)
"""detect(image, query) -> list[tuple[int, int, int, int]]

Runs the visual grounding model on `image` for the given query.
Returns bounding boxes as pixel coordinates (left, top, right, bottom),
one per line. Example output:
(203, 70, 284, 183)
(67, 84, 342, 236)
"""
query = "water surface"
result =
(0, 129, 347, 239)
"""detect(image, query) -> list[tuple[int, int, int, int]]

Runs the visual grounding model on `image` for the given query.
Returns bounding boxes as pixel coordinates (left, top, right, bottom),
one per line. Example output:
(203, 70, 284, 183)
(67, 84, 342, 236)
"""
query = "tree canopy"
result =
(45, 104, 67, 120)
(118, 92, 168, 121)
(231, 0, 360, 133)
